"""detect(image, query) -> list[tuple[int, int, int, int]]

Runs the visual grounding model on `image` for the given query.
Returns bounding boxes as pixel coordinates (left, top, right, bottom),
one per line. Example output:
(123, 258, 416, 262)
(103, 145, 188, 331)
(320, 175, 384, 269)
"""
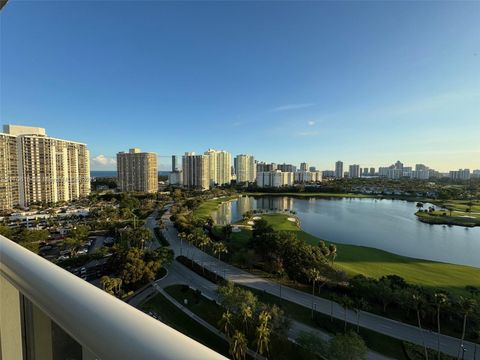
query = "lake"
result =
(211, 196, 480, 268)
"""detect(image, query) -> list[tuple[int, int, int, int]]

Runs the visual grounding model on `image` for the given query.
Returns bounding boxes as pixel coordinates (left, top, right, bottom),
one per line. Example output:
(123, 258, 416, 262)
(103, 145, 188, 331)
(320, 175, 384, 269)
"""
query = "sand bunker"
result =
(287, 217, 296, 222)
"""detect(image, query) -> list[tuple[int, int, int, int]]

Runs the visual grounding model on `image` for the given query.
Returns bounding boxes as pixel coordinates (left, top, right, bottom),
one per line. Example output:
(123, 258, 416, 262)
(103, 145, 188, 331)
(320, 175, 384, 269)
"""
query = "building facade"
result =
(0, 125, 91, 209)
(348, 164, 360, 178)
(0, 133, 19, 210)
(182, 152, 210, 190)
(256, 170, 293, 188)
(204, 149, 231, 186)
(335, 161, 344, 179)
(171, 155, 180, 172)
(234, 154, 256, 183)
(117, 148, 158, 193)
(277, 163, 297, 173)
(294, 171, 321, 183)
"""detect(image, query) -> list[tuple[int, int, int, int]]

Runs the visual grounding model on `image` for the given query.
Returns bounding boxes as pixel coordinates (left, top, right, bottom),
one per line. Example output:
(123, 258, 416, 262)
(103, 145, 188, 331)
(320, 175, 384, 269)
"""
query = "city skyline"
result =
(1, 2, 479, 172)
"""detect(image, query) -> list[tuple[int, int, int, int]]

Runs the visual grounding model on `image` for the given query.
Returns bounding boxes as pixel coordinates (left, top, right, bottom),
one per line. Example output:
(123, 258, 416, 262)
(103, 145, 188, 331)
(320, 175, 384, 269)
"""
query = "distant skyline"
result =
(1, 1, 479, 172)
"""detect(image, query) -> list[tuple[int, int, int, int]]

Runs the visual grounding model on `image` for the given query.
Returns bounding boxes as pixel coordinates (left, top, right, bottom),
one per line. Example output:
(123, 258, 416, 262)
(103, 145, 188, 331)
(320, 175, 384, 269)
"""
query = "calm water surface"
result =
(211, 196, 480, 268)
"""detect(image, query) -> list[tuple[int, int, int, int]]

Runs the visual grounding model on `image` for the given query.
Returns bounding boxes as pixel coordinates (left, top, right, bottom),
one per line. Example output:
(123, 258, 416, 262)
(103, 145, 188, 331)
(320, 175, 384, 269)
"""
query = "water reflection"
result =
(211, 196, 480, 267)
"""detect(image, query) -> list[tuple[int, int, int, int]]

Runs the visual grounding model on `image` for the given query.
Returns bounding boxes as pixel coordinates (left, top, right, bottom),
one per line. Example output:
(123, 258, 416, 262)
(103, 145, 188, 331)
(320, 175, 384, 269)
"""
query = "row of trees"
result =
(347, 274, 480, 356)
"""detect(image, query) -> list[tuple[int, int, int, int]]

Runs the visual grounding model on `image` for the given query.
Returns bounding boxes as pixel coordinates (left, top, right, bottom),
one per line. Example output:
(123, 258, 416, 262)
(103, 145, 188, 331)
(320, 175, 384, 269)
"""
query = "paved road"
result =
(158, 210, 479, 360)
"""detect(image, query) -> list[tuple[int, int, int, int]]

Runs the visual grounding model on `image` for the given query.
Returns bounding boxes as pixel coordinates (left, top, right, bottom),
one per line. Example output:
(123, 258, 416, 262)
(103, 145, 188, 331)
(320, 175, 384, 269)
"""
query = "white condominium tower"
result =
(0, 124, 91, 209)
(204, 149, 231, 186)
(234, 154, 256, 183)
(335, 160, 344, 179)
(349, 164, 361, 178)
(117, 148, 158, 193)
(182, 152, 210, 190)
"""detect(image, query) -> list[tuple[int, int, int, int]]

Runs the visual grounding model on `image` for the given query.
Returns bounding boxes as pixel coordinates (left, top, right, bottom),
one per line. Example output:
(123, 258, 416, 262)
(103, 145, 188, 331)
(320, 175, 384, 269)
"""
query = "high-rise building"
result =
(309, 166, 317, 172)
(256, 162, 277, 173)
(234, 154, 256, 183)
(277, 163, 296, 172)
(256, 170, 293, 188)
(322, 170, 335, 178)
(394, 160, 404, 170)
(449, 169, 470, 180)
(335, 161, 343, 179)
(300, 162, 308, 171)
(204, 149, 231, 186)
(369, 167, 375, 176)
(415, 164, 428, 171)
(117, 148, 158, 193)
(348, 164, 360, 178)
(0, 133, 19, 210)
(362, 167, 369, 176)
(182, 152, 210, 190)
(171, 155, 180, 172)
(0, 125, 91, 209)
(294, 171, 321, 183)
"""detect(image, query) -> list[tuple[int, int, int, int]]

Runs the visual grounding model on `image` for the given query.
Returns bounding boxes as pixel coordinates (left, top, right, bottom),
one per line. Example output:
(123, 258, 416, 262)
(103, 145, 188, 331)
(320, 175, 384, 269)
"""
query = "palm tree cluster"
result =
(217, 282, 290, 360)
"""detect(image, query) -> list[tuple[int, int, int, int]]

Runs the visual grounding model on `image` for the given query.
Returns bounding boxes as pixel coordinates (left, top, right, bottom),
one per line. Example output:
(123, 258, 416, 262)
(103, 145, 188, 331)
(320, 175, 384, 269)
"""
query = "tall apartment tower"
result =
(117, 148, 158, 193)
(182, 152, 210, 190)
(0, 133, 19, 210)
(349, 164, 361, 178)
(171, 155, 180, 172)
(0, 125, 91, 209)
(204, 149, 231, 186)
(300, 162, 308, 171)
(234, 154, 256, 183)
(335, 161, 344, 179)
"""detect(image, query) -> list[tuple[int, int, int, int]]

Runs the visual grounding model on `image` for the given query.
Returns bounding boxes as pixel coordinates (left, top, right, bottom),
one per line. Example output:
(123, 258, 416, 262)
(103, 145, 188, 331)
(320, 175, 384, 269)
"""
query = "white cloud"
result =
(91, 154, 116, 169)
(307, 120, 316, 126)
(270, 103, 315, 112)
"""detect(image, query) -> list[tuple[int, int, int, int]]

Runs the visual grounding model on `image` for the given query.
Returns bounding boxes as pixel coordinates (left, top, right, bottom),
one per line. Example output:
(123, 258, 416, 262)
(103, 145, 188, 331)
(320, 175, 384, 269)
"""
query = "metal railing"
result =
(0, 235, 227, 360)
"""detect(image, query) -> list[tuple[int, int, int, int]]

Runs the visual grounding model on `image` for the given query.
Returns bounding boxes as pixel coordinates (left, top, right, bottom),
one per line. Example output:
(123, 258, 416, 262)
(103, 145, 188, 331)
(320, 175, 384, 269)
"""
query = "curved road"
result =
(147, 209, 478, 360)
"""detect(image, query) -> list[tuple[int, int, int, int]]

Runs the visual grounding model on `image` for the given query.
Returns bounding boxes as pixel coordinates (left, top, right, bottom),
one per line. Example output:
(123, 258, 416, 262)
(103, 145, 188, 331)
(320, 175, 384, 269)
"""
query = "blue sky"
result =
(1, 1, 479, 171)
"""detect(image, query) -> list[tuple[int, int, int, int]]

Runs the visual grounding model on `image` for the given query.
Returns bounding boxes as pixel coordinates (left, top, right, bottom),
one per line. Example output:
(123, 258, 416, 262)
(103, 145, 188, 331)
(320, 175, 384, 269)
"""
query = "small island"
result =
(415, 200, 480, 227)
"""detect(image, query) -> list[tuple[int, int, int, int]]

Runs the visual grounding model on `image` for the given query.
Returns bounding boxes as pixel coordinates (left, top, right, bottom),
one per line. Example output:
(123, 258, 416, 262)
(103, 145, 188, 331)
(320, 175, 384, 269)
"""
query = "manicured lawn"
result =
(193, 196, 239, 220)
(243, 214, 480, 296)
(165, 285, 223, 326)
(140, 293, 230, 357)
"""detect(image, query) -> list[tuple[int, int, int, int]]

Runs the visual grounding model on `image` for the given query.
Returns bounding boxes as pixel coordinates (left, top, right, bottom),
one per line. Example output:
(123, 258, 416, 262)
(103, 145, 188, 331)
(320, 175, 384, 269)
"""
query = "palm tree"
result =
(339, 295, 353, 333)
(307, 268, 321, 319)
(457, 296, 476, 360)
(219, 310, 233, 337)
(328, 244, 337, 265)
(434, 293, 448, 360)
(354, 298, 369, 333)
(240, 305, 253, 334)
(212, 241, 228, 262)
(416, 202, 424, 211)
(254, 323, 271, 357)
(230, 331, 247, 360)
(412, 293, 429, 360)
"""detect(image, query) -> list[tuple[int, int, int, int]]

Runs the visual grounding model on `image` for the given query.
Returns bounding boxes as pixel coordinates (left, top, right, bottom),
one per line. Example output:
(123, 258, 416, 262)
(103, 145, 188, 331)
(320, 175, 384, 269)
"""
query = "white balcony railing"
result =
(0, 235, 227, 360)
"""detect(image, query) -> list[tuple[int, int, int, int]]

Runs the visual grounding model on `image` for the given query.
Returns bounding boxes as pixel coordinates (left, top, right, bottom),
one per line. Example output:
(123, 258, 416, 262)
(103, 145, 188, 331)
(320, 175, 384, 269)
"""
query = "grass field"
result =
(193, 196, 239, 220)
(415, 210, 480, 226)
(140, 292, 230, 357)
(238, 214, 480, 296)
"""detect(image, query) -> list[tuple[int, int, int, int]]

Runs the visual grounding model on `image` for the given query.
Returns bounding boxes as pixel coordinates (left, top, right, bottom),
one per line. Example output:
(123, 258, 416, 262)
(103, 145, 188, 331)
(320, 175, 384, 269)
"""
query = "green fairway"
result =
(241, 214, 480, 296)
(193, 195, 239, 220)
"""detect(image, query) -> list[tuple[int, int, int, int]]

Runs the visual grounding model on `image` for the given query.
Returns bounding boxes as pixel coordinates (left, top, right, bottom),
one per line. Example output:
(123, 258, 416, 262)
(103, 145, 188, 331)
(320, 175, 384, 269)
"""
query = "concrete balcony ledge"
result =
(0, 235, 227, 360)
